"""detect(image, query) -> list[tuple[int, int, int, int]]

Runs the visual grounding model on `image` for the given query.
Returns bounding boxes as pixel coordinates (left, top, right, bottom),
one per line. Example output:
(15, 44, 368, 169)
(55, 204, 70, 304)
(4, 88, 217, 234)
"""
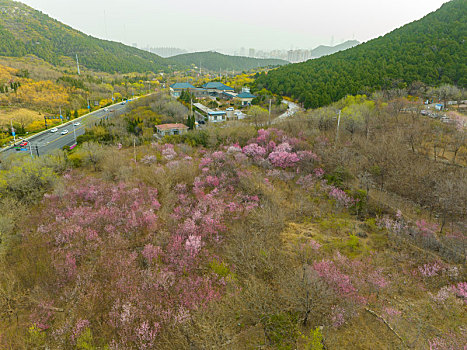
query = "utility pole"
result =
(335, 109, 342, 145)
(76, 54, 80, 75)
(72, 122, 77, 143)
(268, 99, 272, 126)
(29, 142, 33, 159)
(10, 119, 16, 143)
(133, 138, 137, 163)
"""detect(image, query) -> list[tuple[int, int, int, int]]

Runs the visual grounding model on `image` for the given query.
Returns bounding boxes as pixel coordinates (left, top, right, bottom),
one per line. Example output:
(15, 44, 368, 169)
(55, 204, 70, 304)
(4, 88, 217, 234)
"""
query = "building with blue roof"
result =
(202, 82, 235, 91)
(170, 83, 209, 98)
(235, 87, 256, 106)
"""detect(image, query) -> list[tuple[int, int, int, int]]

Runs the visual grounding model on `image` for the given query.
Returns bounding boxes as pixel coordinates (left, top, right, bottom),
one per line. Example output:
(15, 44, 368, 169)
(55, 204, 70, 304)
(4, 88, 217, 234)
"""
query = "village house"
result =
(235, 87, 256, 106)
(155, 123, 189, 137)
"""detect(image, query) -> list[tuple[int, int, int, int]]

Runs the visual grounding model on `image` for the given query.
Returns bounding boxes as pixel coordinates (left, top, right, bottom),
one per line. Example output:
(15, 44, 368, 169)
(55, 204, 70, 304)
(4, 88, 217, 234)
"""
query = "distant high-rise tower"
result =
(249, 48, 255, 57)
(240, 47, 246, 56)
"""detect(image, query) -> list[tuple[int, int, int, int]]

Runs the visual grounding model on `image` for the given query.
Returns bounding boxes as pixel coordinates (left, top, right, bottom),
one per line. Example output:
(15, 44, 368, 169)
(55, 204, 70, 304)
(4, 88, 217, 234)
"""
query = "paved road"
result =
(1, 101, 135, 159)
(273, 100, 301, 123)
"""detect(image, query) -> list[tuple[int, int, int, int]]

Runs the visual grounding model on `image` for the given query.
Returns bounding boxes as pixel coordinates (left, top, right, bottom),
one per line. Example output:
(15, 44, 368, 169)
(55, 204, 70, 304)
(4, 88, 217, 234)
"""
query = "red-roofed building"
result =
(155, 123, 189, 137)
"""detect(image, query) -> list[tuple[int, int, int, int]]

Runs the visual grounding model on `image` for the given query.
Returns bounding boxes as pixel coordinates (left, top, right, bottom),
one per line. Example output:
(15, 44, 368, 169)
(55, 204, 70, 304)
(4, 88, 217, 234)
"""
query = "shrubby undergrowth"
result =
(0, 96, 465, 348)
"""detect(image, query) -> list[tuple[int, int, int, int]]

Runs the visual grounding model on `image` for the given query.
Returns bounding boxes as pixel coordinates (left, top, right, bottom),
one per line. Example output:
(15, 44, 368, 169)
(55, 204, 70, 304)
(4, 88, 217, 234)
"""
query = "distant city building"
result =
(239, 40, 359, 62)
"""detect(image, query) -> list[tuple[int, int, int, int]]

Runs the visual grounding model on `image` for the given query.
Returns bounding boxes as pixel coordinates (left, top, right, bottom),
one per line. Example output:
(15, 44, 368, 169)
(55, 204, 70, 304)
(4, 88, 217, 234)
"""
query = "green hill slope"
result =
(255, 0, 467, 109)
(0, 0, 171, 73)
(170, 51, 289, 72)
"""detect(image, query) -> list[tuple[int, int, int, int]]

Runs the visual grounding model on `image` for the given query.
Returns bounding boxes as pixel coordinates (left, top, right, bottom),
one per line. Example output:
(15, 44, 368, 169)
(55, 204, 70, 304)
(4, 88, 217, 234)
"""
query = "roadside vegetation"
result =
(0, 88, 465, 349)
(0, 59, 162, 147)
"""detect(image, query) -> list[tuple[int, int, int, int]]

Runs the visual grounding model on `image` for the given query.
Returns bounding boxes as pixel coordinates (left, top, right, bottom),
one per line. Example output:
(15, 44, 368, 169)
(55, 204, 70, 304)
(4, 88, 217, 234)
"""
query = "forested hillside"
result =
(255, 0, 467, 108)
(170, 51, 288, 72)
(0, 0, 171, 73)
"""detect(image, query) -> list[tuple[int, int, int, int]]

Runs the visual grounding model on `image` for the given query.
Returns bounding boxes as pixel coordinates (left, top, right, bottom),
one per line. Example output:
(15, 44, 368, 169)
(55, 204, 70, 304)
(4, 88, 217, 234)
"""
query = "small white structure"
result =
(208, 111, 227, 123)
(155, 123, 189, 137)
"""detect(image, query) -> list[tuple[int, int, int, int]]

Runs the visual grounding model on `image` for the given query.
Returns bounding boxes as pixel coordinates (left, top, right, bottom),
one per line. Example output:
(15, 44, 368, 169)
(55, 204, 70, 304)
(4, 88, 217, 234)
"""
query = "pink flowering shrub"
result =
(275, 142, 293, 153)
(296, 174, 316, 190)
(416, 219, 440, 236)
(309, 239, 322, 251)
(312, 260, 358, 299)
(330, 305, 346, 328)
(31, 166, 261, 347)
(71, 319, 90, 342)
(268, 151, 300, 168)
(161, 144, 177, 160)
(418, 262, 444, 277)
(242, 143, 267, 159)
(382, 307, 402, 319)
(328, 186, 355, 208)
(450, 282, 467, 304)
(311, 253, 389, 308)
(298, 151, 320, 163)
(313, 168, 325, 178)
(199, 156, 213, 168)
(429, 332, 467, 350)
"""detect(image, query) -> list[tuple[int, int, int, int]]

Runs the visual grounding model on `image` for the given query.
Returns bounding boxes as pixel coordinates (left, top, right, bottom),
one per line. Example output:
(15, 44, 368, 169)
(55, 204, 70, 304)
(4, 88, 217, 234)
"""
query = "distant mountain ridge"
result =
(0, 0, 172, 73)
(255, 0, 467, 109)
(170, 51, 289, 72)
(311, 40, 360, 58)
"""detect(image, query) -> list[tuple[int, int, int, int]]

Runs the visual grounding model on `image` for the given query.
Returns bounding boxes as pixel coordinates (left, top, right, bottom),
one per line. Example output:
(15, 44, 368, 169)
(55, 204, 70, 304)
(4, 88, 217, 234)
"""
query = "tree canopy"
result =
(0, 0, 173, 73)
(254, 0, 467, 109)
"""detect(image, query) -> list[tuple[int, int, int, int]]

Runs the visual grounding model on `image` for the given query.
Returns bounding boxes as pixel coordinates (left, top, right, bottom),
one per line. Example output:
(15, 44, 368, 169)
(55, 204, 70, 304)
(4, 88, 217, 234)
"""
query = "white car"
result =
(226, 107, 234, 111)
(73, 122, 81, 126)
(104, 107, 109, 112)
(61, 129, 69, 135)
(50, 127, 58, 133)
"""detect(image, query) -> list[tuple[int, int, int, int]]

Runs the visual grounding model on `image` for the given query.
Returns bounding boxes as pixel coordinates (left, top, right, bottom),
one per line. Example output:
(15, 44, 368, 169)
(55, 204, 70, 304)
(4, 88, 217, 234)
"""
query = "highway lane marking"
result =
(45, 110, 116, 146)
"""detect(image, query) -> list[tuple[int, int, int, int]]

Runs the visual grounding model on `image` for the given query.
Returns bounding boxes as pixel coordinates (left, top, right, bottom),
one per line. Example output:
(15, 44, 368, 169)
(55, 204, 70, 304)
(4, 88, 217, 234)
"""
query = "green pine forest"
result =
(0, 0, 172, 73)
(255, 0, 467, 109)
(0, 0, 288, 75)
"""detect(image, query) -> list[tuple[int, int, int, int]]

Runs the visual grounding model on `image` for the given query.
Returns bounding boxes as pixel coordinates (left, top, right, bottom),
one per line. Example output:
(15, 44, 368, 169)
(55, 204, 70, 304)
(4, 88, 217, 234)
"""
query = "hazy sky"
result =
(19, 0, 449, 52)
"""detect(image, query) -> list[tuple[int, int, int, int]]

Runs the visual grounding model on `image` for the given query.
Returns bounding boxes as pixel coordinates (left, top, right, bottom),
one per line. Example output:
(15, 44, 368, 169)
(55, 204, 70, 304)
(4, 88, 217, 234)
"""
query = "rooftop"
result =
(155, 123, 189, 130)
(208, 111, 227, 116)
(170, 82, 195, 89)
(236, 92, 256, 99)
(202, 82, 235, 91)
